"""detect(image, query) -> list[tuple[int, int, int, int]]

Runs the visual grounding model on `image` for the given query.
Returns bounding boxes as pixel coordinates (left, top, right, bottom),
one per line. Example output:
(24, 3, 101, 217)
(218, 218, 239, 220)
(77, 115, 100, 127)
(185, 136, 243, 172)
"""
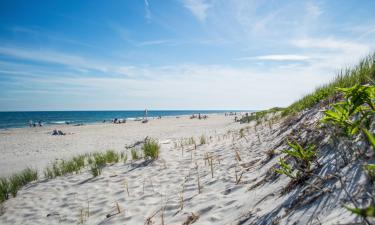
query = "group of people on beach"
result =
(28, 120, 42, 127)
(190, 113, 208, 119)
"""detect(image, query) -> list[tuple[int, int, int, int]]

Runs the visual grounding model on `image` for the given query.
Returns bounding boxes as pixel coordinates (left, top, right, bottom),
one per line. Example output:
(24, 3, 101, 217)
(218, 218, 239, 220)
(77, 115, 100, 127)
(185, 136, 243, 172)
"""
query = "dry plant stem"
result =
(210, 156, 214, 178)
(116, 201, 121, 214)
(161, 208, 165, 225)
(87, 200, 90, 218)
(124, 180, 130, 197)
(196, 165, 201, 194)
(235, 167, 238, 183)
(235, 150, 242, 162)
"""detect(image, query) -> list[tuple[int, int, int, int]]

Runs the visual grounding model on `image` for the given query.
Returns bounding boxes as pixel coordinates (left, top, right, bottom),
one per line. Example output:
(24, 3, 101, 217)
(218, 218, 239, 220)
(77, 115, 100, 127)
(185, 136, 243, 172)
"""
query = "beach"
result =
(0, 109, 368, 224)
(0, 114, 240, 177)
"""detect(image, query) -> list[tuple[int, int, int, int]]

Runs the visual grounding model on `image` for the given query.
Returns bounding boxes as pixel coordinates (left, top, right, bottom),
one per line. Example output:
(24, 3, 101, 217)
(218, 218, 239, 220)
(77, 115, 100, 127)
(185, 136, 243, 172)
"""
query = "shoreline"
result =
(0, 111, 249, 130)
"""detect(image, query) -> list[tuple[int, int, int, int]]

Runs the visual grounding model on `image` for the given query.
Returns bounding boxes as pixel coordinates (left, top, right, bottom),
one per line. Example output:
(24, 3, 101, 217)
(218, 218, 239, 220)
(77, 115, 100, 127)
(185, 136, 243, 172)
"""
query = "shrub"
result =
(142, 138, 160, 159)
(283, 141, 316, 172)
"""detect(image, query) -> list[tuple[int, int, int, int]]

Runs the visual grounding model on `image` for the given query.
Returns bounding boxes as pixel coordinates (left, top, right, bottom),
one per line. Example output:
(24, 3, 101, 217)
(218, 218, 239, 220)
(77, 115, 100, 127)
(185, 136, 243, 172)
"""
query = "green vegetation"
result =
(0, 168, 38, 201)
(89, 150, 120, 177)
(44, 154, 86, 179)
(322, 84, 375, 136)
(344, 205, 375, 218)
(283, 141, 316, 172)
(274, 141, 316, 180)
(274, 158, 295, 179)
(320, 84, 375, 220)
(199, 135, 207, 145)
(240, 53, 375, 122)
(131, 148, 140, 160)
(142, 138, 160, 159)
(0, 178, 9, 203)
(121, 152, 128, 163)
(240, 107, 284, 123)
(283, 53, 375, 116)
(188, 137, 196, 145)
(239, 128, 245, 138)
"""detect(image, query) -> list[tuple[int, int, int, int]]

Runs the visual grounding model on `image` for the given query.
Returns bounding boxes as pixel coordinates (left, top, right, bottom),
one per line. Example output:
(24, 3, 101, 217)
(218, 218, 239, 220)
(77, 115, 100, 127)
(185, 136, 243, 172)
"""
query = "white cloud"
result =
(0, 58, 334, 110)
(237, 54, 311, 61)
(183, 0, 211, 22)
(292, 38, 368, 53)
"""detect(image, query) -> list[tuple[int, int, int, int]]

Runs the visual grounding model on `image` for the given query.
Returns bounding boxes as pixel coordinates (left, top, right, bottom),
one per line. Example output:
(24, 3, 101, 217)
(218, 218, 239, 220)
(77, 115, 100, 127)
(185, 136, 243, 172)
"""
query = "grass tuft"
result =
(143, 138, 160, 160)
(3, 168, 38, 198)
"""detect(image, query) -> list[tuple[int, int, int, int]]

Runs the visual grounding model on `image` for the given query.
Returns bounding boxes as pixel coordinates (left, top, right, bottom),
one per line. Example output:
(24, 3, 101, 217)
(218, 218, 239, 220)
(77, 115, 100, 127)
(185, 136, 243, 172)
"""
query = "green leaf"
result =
(344, 205, 375, 217)
(363, 128, 375, 152)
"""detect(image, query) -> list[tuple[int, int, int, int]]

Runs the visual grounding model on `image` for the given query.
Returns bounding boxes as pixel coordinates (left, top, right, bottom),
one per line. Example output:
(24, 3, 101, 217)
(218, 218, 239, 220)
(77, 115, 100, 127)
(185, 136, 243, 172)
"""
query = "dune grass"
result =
(284, 53, 375, 115)
(89, 150, 120, 177)
(142, 138, 160, 160)
(199, 135, 207, 145)
(44, 154, 87, 179)
(240, 52, 375, 123)
(0, 168, 38, 201)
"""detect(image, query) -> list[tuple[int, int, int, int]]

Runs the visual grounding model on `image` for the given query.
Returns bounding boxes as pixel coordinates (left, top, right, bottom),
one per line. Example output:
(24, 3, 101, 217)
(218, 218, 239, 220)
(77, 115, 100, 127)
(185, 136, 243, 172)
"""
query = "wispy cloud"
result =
(236, 54, 311, 61)
(292, 38, 368, 53)
(183, 0, 211, 22)
(306, 2, 323, 17)
(0, 46, 107, 72)
(138, 39, 176, 46)
(144, 0, 151, 20)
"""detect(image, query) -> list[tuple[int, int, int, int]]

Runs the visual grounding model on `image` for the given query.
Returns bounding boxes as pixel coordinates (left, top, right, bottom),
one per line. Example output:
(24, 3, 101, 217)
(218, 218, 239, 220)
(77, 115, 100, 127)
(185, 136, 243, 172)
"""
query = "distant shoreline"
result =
(0, 110, 252, 129)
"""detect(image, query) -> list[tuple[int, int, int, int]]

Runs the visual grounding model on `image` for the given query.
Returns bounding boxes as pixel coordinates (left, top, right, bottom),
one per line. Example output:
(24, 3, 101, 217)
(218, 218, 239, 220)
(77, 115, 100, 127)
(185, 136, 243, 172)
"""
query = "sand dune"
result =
(0, 112, 370, 224)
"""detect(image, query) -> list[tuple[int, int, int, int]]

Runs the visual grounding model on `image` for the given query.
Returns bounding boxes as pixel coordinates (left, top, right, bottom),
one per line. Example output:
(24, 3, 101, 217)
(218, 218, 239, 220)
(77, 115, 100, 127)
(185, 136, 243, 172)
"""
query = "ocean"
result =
(0, 110, 245, 129)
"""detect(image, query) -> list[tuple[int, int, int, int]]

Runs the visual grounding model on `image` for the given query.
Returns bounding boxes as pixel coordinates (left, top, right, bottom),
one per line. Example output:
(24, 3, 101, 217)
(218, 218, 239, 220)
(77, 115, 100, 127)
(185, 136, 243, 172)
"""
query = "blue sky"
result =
(0, 0, 374, 111)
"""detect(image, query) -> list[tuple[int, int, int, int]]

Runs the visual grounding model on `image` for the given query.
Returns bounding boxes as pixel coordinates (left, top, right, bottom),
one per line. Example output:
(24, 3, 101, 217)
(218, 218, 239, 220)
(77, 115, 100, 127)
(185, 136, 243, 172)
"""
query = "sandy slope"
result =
(0, 111, 373, 225)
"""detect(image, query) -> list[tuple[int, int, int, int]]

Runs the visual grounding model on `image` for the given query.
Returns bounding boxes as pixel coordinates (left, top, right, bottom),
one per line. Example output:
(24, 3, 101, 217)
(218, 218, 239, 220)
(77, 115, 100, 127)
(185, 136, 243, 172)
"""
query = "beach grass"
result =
(283, 53, 375, 116)
(0, 178, 9, 203)
(200, 135, 206, 145)
(240, 52, 375, 122)
(142, 138, 160, 159)
(0, 168, 38, 199)
(131, 148, 140, 160)
(44, 154, 87, 179)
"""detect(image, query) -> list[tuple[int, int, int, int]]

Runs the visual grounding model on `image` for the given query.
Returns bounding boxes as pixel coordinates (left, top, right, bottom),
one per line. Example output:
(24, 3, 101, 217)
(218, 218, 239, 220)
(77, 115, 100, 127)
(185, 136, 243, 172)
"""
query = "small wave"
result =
(49, 121, 69, 124)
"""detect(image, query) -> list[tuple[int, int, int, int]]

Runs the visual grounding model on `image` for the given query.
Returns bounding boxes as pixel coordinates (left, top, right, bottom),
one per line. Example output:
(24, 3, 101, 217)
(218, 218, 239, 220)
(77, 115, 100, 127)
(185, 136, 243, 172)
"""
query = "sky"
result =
(0, 0, 374, 111)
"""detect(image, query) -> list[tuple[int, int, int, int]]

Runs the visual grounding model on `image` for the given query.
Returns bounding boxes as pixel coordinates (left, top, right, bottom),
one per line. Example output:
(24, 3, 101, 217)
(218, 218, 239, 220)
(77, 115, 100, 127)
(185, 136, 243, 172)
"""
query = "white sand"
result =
(0, 115, 238, 177)
(0, 113, 364, 224)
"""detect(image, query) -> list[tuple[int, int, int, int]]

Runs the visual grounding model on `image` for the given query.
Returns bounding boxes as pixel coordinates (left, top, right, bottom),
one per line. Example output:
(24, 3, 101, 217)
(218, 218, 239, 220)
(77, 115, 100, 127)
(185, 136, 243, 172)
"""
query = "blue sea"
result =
(0, 110, 245, 129)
